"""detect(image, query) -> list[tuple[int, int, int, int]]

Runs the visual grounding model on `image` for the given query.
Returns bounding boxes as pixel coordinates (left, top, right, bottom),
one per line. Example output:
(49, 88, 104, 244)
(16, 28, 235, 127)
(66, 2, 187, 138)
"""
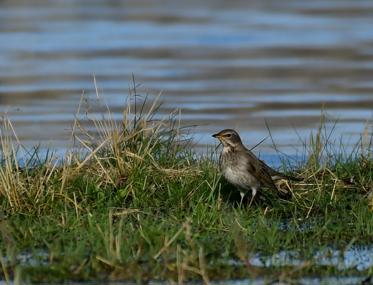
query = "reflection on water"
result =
(3, 245, 373, 284)
(0, 0, 372, 155)
(250, 245, 373, 271)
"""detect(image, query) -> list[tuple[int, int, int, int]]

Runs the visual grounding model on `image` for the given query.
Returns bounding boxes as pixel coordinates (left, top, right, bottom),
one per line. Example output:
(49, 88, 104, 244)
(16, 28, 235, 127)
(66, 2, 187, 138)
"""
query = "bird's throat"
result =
(222, 145, 235, 154)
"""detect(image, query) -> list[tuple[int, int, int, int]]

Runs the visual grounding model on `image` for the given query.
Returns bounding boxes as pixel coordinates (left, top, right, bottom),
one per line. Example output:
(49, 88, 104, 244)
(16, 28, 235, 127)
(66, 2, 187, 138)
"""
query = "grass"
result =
(0, 84, 372, 284)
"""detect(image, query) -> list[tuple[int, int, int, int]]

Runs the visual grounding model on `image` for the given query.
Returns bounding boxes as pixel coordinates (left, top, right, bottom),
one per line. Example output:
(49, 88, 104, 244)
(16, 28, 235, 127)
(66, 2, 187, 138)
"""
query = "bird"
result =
(212, 129, 300, 206)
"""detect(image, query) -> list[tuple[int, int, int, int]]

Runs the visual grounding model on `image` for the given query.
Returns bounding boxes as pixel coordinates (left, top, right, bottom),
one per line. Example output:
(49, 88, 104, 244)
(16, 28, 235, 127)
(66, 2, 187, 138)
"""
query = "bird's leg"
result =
(239, 191, 245, 207)
(248, 188, 257, 208)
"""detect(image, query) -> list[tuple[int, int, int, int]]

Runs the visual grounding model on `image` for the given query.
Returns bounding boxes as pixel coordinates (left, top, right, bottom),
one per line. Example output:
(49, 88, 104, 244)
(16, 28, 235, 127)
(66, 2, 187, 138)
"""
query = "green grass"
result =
(0, 89, 372, 284)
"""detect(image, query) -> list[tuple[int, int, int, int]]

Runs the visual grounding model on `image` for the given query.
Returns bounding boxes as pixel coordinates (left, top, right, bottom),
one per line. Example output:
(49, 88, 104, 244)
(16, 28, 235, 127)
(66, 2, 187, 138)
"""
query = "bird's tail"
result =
(270, 170, 302, 182)
(281, 173, 302, 181)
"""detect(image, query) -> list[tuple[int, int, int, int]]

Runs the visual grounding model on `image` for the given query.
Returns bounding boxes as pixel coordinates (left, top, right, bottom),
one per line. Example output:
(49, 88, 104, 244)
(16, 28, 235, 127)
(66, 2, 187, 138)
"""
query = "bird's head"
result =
(212, 129, 243, 148)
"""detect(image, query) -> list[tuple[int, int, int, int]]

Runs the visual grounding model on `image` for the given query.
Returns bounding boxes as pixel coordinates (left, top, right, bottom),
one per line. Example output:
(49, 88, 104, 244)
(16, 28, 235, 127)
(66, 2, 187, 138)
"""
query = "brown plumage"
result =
(212, 129, 299, 205)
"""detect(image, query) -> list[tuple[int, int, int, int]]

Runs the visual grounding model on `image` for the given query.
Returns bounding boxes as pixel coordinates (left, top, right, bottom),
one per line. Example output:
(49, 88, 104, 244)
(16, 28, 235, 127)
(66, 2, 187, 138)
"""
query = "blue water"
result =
(0, 0, 372, 155)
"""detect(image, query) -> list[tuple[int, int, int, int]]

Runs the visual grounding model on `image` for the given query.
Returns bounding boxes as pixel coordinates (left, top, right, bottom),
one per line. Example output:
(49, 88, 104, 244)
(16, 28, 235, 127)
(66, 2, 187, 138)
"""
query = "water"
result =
(0, 0, 372, 155)
(8, 243, 373, 271)
(2, 246, 373, 284)
(250, 246, 373, 271)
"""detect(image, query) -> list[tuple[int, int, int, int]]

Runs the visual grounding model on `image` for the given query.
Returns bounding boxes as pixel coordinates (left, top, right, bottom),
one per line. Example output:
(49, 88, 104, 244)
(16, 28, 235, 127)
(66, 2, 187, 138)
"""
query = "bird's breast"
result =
(223, 166, 241, 184)
(220, 149, 258, 190)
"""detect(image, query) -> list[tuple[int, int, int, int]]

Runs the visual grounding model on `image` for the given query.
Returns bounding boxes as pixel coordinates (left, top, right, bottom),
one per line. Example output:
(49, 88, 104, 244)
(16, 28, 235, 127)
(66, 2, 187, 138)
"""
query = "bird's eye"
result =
(226, 133, 232, 138)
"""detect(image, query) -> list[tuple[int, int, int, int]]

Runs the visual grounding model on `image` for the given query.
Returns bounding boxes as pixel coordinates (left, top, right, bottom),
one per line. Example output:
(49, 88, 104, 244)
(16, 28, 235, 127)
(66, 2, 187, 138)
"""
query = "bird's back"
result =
(244, 148, 278, 190)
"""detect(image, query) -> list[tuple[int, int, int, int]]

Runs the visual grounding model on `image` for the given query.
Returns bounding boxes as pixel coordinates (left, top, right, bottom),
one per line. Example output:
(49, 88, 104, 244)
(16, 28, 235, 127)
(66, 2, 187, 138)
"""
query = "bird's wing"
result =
(258, 159, 280, 176)
(246, 152, 278, 190)
(259, 158, 302, 181)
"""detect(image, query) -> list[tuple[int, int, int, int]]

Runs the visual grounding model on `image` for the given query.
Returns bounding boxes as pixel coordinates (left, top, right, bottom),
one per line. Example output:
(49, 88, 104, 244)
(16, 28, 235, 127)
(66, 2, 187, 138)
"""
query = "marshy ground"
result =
(0, 94, 372, 284)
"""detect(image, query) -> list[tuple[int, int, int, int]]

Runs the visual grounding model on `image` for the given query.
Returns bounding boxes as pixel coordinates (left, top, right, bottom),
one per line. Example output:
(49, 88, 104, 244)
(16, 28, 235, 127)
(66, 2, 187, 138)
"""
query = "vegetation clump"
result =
(0, 86, 372, 283)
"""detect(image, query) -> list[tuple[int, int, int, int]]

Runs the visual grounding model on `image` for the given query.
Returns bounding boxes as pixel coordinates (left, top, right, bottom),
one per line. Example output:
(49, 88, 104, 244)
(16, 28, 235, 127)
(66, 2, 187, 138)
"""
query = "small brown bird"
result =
(213, 129, 300, 206)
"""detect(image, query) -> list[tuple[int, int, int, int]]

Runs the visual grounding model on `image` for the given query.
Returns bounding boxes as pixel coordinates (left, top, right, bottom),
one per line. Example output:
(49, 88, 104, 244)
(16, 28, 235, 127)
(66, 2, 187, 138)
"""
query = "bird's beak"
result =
(212, 133, 219, 138)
